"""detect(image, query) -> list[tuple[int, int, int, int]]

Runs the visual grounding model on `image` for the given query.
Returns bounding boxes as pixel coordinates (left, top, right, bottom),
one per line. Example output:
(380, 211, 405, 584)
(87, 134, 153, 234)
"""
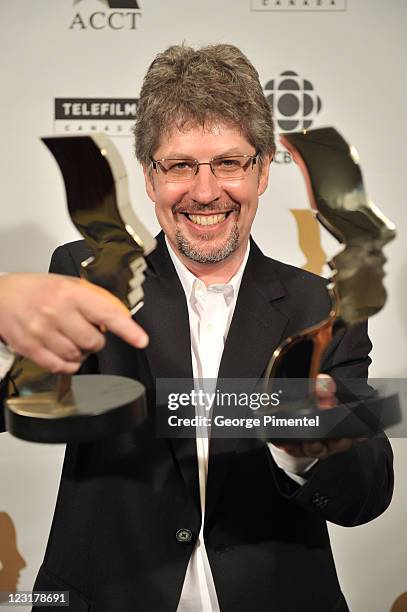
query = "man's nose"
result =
(188, 164, 222, 204)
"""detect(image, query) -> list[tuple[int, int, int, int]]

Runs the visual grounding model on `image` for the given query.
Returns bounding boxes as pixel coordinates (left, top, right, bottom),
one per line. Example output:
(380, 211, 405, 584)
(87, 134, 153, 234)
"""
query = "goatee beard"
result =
(175, 226, 239, 264)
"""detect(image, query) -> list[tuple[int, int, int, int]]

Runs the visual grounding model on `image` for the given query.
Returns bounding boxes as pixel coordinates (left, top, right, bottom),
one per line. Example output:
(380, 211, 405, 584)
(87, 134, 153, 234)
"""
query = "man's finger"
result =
(326, 438, 352, 454)
(23, 346, 81, 375)
(101, 315, 149, 349)
(77, 290, 149, 349)
(315, 374, 336, 409)
(40, 330, 84, 363)
(274, 443, 304, 457)
(56, 311, 107, 354)
(302, 441, 329, 458)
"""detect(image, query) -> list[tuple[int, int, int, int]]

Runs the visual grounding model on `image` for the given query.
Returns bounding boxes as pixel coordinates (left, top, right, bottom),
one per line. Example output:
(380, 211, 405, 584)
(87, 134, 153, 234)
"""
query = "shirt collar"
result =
(165, 236, 250, 303)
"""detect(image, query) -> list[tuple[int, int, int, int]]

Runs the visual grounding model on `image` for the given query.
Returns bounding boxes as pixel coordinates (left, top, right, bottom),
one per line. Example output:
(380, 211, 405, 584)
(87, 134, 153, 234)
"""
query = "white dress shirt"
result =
(166, 238, 317, 612)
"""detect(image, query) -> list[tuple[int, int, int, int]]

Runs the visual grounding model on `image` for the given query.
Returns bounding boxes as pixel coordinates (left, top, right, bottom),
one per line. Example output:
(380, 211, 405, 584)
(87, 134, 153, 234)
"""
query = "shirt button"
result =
(207, 323, 214, 332)
(176, 528, 193, 543)
(194, 282, 204, 295)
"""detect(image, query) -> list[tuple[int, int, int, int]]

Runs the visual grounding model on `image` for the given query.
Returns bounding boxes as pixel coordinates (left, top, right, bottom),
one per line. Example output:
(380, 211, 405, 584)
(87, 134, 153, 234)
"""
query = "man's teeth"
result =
(187, 213, 227, 226)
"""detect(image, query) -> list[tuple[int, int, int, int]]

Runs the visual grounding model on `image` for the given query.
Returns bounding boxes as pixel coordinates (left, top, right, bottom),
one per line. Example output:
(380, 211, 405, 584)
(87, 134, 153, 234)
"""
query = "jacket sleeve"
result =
(269, 320, 394, 527)
(49, 243, 83, 278)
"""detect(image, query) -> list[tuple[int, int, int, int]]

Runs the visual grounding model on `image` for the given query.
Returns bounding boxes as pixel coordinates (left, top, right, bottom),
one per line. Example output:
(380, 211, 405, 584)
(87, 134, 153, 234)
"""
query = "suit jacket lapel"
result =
(136, 233, 201, 513)
(218, 241, 289, 380)
(137, 234, 293, 520)
(206, 240, 290, 524)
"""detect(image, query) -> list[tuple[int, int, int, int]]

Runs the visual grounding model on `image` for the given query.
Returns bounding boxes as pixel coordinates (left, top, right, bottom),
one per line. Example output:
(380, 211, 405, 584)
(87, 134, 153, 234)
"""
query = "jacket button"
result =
(312, 491, 329, 508)
(176, 528, 193, 543)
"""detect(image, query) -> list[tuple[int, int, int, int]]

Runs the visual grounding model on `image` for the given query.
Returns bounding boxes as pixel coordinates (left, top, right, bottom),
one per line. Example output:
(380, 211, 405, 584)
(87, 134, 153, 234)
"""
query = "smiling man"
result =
(30, 44, 393, 612)
(145, 125, 267, 271)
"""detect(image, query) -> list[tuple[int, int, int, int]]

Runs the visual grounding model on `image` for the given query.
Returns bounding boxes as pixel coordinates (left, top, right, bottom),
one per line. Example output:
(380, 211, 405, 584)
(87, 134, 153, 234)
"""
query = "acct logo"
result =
(73, 0, 141, 6)
(264, 71, 322, 132)
(70, 0, 142, 30)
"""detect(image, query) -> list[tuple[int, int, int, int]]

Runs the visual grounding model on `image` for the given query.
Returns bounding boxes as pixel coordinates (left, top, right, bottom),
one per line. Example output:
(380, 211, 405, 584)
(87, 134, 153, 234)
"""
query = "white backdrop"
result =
(1, 1, 406, 610)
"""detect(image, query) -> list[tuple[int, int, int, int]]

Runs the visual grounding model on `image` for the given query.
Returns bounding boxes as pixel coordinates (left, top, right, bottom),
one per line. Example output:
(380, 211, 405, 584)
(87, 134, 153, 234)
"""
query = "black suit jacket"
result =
(2, 234, 393, 611)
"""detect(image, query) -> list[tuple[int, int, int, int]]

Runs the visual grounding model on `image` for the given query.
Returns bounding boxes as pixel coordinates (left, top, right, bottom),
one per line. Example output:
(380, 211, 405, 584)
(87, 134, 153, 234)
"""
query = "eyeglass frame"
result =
(150, 151, 260, 181)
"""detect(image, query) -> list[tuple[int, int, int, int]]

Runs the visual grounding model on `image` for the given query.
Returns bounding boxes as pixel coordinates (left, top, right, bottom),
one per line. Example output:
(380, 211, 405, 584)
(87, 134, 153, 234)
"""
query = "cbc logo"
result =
(264, 70, 322, 132)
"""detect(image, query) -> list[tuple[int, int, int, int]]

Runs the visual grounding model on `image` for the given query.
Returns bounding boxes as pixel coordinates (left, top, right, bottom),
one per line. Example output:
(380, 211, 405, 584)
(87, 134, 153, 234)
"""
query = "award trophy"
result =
(263, 127, 400, 439)
(5, 133, 156, 443)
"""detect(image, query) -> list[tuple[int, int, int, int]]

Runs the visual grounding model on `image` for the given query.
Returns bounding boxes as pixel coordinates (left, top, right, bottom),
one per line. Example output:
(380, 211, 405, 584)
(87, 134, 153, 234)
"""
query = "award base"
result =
(5, 374, 146, 443)
(260, 392, 401, 442)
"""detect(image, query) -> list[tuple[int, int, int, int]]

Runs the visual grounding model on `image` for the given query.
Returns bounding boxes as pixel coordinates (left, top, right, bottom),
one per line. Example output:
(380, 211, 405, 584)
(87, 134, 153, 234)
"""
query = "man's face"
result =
(143, 123, 271, 264)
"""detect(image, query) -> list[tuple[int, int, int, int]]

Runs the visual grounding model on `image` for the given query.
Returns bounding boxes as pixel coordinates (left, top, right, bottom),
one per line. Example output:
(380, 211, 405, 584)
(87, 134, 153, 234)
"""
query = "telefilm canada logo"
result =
(250, 0, 347, 11)
(70, 0, 142, 30)
(54, 98, 138, 136)
(264, 71, 322, 164)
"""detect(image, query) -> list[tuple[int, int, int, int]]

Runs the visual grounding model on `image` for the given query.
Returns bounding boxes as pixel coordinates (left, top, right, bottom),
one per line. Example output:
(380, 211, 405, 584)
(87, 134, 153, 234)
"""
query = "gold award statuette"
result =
(263, 127, 400, 439)
(5, 133, 156, 443)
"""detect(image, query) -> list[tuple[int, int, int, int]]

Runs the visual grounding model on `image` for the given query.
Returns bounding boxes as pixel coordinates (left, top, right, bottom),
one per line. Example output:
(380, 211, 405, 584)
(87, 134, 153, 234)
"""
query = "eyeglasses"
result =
(150, 152, 259, 182)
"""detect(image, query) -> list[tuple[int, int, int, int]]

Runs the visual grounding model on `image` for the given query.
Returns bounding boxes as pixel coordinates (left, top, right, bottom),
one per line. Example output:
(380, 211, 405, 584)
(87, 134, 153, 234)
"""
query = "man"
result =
(4, 45, 393, 611)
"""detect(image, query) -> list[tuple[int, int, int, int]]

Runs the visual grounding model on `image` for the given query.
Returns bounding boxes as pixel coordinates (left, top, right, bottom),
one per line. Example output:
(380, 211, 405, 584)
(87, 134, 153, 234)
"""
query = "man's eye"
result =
(168, 161, 194, 171)
(216, 158, 242, 169)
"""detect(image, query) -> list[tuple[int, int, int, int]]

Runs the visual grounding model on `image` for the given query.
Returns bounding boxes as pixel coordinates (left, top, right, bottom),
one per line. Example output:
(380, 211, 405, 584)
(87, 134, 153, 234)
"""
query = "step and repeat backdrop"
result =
(1, 1, 406, 610)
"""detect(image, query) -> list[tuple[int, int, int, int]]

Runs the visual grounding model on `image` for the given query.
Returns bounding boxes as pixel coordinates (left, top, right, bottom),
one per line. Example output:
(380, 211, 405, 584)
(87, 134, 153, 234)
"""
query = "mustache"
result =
(173, 202, 240, 214)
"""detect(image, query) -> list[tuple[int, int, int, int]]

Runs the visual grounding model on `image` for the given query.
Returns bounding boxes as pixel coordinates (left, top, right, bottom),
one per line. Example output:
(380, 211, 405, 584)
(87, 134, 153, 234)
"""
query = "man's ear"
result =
(257, 153, 273, 197)
(143, 164, 156, 203)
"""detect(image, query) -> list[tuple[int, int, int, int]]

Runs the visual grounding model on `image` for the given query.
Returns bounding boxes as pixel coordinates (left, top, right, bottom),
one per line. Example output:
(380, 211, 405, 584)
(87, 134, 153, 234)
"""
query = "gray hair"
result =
(134, 43, 275, 167)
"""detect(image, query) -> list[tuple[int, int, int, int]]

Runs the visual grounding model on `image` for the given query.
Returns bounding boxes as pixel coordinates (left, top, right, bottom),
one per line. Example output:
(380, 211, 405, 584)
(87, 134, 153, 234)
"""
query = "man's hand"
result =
(275, 374, 356, 460)
(0, 273, 149, 374)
